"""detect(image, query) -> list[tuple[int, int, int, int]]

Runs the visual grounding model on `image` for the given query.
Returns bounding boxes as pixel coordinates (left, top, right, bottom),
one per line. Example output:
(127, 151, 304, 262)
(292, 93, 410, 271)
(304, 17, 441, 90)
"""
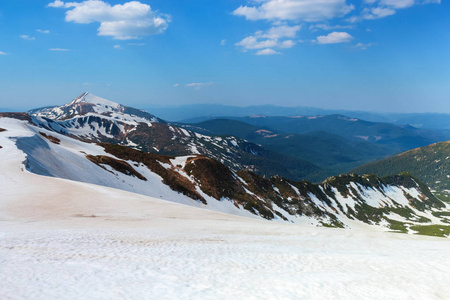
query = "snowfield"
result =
(1, 118, 450, 299)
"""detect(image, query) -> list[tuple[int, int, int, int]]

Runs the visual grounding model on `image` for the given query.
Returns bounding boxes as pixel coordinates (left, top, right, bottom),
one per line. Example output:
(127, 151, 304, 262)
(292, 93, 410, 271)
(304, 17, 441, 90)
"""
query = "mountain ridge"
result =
(28, 93, 325, 182)
(2, 114, 450, 236)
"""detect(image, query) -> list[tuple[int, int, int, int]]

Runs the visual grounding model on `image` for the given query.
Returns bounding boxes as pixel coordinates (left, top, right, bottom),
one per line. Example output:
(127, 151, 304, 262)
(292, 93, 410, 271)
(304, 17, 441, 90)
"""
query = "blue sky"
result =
(0, 0, 448, 112)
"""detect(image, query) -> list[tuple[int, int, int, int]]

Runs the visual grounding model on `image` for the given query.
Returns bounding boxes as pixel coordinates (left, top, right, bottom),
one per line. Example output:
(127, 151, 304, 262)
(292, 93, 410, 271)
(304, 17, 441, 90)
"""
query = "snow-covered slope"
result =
(2, 116, 450, 234)
(2, 119, 450, 300)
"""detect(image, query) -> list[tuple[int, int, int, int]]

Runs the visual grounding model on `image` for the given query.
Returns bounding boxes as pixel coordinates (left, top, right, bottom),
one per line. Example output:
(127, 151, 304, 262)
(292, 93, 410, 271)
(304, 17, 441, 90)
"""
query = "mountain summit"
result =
(30, 92, 157, 123)
(71, 92, 120, 107)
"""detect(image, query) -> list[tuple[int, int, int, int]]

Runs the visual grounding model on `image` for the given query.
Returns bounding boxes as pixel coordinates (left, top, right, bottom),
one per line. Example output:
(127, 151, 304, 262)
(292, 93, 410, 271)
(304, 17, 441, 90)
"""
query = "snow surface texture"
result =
(1, 118, 450, 299)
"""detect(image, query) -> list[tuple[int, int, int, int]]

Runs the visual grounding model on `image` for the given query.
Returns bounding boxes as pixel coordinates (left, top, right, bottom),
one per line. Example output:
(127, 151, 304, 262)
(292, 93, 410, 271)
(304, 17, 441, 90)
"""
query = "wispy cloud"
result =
(48, 0, 170, 40)
(349, 0, 440, 22)
(20, 35, 35, 41)
(316, 32, 353, 44)
(220, 39, 227, 46)
(185, 82, 214, 89)
(0, 51, 7, 55)
(309, 23, 353, 31)
(256, 49, 280, 55)
(113, 45, 121, 49)
(36, 29, 50, 34)
(173, 83, 179, 87)
(354, 42, 377, 50)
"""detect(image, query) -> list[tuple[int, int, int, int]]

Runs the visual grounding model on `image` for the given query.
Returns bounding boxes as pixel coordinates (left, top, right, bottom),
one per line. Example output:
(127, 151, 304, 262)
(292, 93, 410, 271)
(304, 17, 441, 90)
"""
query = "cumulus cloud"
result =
(316, 31, 353, 44)
(236, 25, 300, 55)
(37, 29, 51, 34)
(256, 49, 280, 55)
(185, 82, 214, 89)
(20, 35, 35, 40)
(48, 0, 170, 40)
(233, 0, 354, 22)
(48, 0, 65, 7)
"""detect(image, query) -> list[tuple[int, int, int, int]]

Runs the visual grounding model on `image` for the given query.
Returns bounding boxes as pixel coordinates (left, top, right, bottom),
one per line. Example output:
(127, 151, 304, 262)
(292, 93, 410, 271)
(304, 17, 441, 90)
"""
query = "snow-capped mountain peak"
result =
(28, 93, 164, 143)
(70, 92, 122, 110)
(32, 92, 125, 121)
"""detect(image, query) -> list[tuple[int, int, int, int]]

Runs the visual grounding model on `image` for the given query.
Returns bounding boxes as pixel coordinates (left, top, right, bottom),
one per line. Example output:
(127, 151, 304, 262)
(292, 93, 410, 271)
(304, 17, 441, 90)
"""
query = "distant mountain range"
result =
(142, 103, 450, 130)
(179, 116, 450, 177)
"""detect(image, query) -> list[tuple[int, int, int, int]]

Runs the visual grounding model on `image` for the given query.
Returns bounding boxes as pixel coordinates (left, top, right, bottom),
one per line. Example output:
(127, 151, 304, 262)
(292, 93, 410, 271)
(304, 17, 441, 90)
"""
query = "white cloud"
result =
(113, 45, 121, 49)
(48, 0, 170, 40)
(361, 6, 396, 20)
(350, 0, 440, 22)
(37, 29, 51, 34)
(263, 25, 302, 39)
(48, 0, 65, 7)
(20, 35, 35, 41)
(49, 48, 70, 51)
(380, 0, 414, 8)
(0, 51, 7, 55)
(236, 25, 300, 54)
(185, 82, 214, 89)
(173, 83, 179, 87)
(316, 31, 353, 44)
(233, 0, 354, 22)
(354, 42, 376, 50)
(237, 36, 278, 50)
(256, 49, 280, 55)
(220, 39, 227, 46)
(420, 0, 440, 3)
(309, 23, 353, 31)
